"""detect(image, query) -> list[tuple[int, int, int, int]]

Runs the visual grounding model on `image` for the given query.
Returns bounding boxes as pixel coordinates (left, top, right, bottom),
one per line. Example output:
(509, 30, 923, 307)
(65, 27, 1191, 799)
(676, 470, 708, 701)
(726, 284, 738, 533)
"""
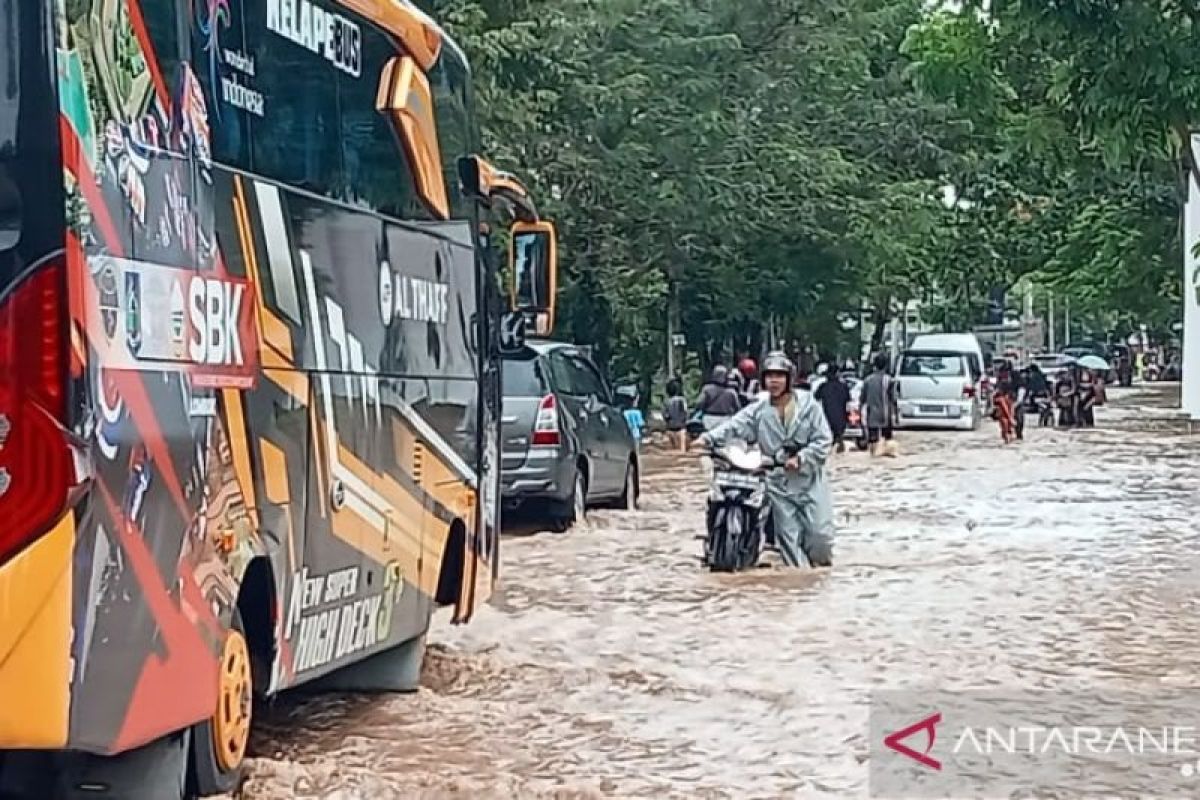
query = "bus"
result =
(0, 0, 557, 796)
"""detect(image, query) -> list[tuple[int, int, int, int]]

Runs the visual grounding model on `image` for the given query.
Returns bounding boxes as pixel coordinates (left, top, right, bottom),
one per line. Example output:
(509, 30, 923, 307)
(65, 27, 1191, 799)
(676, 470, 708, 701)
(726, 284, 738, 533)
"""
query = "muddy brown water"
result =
(233, 384, 1200, 798)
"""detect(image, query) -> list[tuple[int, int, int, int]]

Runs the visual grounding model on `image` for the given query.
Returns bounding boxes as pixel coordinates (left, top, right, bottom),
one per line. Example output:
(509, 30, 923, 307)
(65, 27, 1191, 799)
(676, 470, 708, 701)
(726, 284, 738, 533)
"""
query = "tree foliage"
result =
(417, 0, 1185, 385)
(903, 0, 1187, 339)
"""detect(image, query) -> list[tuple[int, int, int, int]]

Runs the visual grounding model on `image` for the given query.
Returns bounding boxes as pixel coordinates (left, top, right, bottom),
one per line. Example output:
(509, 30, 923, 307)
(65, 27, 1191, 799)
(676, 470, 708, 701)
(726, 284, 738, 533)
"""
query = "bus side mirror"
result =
(509, 220, 557, 337)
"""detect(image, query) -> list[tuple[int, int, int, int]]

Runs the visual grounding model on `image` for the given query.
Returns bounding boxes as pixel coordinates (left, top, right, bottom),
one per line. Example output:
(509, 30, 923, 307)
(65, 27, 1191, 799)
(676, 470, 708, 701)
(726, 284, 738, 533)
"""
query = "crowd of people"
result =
(659, 353, 900, 457)
(990, 357, 1106, 444)
(622, 348, 1126, 574)
(652, 349, 1115, 456)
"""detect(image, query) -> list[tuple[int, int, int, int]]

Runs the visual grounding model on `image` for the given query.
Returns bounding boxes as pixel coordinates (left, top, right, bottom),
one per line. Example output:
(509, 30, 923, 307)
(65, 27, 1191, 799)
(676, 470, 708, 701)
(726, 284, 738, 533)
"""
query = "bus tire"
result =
(306, 633, 427, 693)
(188, 609, 252, 798)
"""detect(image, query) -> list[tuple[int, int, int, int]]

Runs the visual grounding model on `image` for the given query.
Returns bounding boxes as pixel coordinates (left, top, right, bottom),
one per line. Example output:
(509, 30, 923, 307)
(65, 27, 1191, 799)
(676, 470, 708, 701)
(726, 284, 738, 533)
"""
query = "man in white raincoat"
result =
(694, 351, 835, 567)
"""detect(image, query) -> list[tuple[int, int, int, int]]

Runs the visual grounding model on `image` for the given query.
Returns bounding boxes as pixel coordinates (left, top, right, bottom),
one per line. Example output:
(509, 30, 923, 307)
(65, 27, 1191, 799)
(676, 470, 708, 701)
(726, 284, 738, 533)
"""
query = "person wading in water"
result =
(695, 351, 836, 567)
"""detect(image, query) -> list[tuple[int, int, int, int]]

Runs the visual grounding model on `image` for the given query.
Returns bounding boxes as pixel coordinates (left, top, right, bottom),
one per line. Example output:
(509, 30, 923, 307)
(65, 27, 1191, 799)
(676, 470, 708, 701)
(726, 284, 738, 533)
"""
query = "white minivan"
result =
(909, 332, 989, 411)
(894, 349, 982, 430)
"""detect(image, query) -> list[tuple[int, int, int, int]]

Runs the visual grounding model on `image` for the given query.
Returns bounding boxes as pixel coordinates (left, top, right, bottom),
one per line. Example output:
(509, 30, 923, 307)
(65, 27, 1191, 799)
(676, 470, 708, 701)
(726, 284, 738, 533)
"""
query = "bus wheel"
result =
(189, 610, 252, 797)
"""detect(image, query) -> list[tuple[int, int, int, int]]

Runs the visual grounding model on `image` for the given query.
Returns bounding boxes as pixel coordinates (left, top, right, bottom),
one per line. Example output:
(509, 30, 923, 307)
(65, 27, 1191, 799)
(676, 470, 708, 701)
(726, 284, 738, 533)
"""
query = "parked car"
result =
(501, 340, 640, 531)
(1063, 341, 1108, 360)
(1064, 341, 1118, 383)
(893, 350, 981, 431)
(1030, 352, 1075, 385)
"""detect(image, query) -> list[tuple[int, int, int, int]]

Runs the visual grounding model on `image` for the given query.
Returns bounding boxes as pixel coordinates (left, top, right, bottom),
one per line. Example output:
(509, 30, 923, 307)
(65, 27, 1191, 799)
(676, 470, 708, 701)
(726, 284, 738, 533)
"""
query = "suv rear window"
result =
(501, 356, 546, 396)
(900, 352, 965, 377)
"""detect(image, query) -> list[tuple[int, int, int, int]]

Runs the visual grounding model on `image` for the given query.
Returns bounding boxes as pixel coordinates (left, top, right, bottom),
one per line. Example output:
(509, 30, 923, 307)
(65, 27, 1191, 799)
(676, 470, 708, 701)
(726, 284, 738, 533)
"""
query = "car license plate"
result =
(918, 404, 943, 415)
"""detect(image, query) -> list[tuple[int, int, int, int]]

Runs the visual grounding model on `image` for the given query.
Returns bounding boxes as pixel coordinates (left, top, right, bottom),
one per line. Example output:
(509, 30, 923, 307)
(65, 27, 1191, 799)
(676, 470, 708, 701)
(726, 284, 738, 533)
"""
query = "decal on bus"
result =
(87, 255, 260, 388)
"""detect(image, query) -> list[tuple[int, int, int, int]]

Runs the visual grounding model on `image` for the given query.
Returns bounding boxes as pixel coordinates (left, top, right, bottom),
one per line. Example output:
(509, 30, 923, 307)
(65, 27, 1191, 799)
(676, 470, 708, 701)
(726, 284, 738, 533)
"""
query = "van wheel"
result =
(188, 609, 252, 797)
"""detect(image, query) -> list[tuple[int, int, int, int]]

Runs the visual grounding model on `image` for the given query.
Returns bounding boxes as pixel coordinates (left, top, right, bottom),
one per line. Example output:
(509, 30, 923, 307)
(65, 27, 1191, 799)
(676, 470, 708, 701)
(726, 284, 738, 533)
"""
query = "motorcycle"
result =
(1034, 394, 1054, 427)
(686, 410, 734, 440)
(847, 405, 870, 451)
(702, 440, 776, 572)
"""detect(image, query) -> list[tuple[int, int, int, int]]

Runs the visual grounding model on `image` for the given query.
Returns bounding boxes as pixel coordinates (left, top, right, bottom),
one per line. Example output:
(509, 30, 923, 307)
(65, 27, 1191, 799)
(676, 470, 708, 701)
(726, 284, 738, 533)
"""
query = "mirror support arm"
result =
(458, 155, 540, 222)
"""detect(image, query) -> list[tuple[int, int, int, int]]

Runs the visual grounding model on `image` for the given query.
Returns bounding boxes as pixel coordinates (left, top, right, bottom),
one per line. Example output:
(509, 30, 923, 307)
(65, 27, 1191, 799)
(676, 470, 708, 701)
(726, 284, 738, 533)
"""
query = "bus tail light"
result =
(531, 394, 560, 447)
(0, 262, 76, 567)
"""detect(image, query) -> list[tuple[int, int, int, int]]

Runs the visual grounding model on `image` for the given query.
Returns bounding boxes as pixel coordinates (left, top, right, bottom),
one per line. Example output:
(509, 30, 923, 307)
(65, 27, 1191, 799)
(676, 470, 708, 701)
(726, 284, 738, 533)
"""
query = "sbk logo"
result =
(883, 712, 942, 771)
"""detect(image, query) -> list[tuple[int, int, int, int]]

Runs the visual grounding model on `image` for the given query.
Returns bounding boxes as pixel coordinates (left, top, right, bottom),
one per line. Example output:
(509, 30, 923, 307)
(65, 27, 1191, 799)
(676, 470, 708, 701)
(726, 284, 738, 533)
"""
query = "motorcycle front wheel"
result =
(707, 504, 741, 572)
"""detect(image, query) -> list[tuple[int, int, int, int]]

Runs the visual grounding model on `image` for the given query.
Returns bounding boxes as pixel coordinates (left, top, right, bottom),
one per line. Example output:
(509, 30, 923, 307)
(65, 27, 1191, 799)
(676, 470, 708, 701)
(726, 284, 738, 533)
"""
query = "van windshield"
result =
(900, 352, 966, 377)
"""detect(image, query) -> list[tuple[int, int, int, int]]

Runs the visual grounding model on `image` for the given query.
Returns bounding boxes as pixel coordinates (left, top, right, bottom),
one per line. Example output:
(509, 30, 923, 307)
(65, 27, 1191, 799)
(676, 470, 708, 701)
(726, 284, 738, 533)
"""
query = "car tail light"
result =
(531, 394, 560, 446)
(0, 262, 76, 567)
(847, 407, 860, 425)
(962, 384, 976, 398)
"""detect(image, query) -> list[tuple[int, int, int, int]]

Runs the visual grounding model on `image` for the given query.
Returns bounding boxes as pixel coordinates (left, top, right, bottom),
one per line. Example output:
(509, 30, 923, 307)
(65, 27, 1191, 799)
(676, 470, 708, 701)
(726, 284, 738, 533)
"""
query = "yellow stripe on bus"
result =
(233, 176, 294, 360)
(335, 445, 428, 556)
(0, 514, 74, 748)
(328, 503, 440, 596)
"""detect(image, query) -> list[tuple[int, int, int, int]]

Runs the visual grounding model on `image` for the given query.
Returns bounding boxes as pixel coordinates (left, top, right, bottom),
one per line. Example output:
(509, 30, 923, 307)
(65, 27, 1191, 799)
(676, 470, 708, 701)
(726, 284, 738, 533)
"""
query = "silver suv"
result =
(501, 341, 640, 531)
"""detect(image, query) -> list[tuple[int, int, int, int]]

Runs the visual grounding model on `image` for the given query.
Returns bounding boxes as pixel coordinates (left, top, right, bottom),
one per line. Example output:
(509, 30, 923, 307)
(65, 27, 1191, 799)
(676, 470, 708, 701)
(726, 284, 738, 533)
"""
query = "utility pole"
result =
(665, 261, 683, 381)
(1064, 296, 1071, 346)
(1027, 283, 1036, 358)
(889, 303, 900, 365)
(666, 305, 675, 378)
(1048, 292, 1056, 352)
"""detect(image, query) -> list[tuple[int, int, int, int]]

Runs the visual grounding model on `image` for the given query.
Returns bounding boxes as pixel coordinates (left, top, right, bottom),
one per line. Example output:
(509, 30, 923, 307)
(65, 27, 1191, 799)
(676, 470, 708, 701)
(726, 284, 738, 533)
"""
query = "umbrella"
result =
(1078, 354, 1109, 371)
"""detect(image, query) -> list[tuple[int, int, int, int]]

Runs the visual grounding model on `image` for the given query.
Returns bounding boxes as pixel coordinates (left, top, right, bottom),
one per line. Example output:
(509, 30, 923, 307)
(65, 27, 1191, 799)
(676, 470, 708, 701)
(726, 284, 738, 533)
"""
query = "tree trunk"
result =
(748, 324, 764, 361)
(868, 299, 890, 356)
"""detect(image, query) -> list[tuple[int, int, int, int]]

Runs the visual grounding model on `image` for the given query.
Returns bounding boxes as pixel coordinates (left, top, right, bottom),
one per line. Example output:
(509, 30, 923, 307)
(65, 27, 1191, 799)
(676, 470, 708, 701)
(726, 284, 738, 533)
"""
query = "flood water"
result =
(235, 384, 1200, 798)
